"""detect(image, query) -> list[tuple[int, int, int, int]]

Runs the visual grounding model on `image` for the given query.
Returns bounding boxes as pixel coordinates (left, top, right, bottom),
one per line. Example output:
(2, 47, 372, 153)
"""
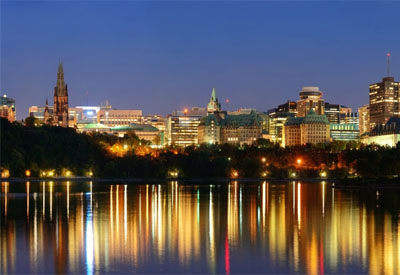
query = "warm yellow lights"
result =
(25, 169, 31, 177)
(261, 157, 266, 163)
(262, 172, 267, 177)
(1, 168, 10, 178)
(231, 170, 239, 178)
(169, 171, 179, 178)
(320, 171, 327, 178)
(291, 172, 297, 178)
(89, 171, 93, 177)
(296, 158, 302, 165)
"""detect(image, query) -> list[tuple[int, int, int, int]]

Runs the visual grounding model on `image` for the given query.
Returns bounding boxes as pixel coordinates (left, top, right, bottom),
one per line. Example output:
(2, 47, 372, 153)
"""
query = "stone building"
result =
(283, 110, 330, 147)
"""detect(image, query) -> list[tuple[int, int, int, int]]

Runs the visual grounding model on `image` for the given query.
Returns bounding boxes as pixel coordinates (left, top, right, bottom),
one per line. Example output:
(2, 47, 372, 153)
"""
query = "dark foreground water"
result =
(1, 181, 400, 274)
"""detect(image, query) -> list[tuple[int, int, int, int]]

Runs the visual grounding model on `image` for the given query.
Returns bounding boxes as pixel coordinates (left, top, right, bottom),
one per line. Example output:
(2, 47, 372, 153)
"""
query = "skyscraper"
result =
(296, 87, 325, 117)
(369, 77, 400, 130)
(53, 63, 69, 127)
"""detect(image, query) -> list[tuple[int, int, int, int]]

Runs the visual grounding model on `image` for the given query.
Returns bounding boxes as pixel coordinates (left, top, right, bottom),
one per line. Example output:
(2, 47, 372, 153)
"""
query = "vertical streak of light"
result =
(50, 181, 53, 220)
(322, 181, 325, 216)
(293, 181, 295, 212)
(33, 192, 38, 270)
(225, 235, 230, 275)
(262, 182, 266, 229)
(110, 185, 113, 235)
(297, 182, 301, 229)
(116, 185, 119, 234)
(197, 189, 200, 225)
(157, 185, 162, 255)
(86, 184, 94, 275)
(209, 185, 215, 273)
(4, 182, 8, 217)
(239, 185, 242, 239)
(26, 181, 30, 217)
(146, 185, 149, 230)
(42, 181, 45, 217)
(67, 181, 70, 218)
(124, 185, 127, 244)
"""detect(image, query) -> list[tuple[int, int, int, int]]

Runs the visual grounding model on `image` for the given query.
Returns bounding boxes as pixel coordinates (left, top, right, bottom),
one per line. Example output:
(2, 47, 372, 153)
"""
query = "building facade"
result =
(358, 104, 370, 135)
(369, 77, 400, 130)
(97, 109, 143, 127)
(296, 86, 325, 117)
(365, 117, 400, 147)
(283, 110, 330, 147)
(0, 95, 16, 122)
(167, 107, 207, 146)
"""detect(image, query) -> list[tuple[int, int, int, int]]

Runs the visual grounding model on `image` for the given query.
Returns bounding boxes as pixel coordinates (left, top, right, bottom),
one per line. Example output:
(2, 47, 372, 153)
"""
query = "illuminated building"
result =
(111, 123, 160, 142)
(283, 110, 330, 147)
(324, 103, 340, 124)
(277, 101, 297, 114)
(358, 104, 370, 135)
(0, 95, 16, 122)
(97, 109, 143, 127)
(365, 117, 400, 147)
(29, 104, 53, 121)
(199, 111, 262, 145)
(198, 114, 221, 144)
(267, 108, 295, 145)
(220, 112, 262, 145)
(330, 123, 359, 141)
(296, 86, 325, 117)
(167, 107, 207, 146)
(369, 77, 400, 130)
(77, 123, 111, 134)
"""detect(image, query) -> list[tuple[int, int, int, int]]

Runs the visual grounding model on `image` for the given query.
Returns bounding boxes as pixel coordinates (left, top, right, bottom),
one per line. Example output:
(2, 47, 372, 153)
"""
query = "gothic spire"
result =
(211, 88, 217, 101)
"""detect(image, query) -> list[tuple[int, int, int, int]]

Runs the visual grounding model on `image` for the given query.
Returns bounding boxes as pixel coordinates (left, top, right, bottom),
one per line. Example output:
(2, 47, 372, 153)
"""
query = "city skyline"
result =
(2, 1, 400, 120)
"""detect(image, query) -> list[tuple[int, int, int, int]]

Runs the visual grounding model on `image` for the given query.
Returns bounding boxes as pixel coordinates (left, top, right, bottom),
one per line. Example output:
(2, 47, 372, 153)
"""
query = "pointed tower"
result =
(53, 62, 69, 127)
(207, 88, 221, 113)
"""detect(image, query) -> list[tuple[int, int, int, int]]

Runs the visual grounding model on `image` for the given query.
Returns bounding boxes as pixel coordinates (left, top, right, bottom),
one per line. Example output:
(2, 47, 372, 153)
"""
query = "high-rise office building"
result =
(296, 86, 325, 117)
(167, 107, 207, 146)
(358, 104, 370, 135)
(369, 77, 400, 130)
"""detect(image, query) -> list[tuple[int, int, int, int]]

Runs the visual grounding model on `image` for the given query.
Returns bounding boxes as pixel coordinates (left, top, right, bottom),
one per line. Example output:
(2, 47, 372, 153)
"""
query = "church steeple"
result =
(53, 62, 69, 127)
(55, 62, 67, 97)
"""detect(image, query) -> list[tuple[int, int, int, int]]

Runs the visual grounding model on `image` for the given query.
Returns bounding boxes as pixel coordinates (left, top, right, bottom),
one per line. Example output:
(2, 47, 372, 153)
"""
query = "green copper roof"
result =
(285, 110, 329, 126)
(302, 110, 329, 124)
(83, 123, 109, 129)
(111, 123, 158, 132)
(285, 117, 304, 126)
(211, 88, 217, 101)
(200, 112, 262, 127)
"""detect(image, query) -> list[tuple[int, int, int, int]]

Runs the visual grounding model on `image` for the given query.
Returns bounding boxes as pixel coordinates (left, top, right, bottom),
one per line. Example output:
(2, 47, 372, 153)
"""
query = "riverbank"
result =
(1, 177, 336, 184)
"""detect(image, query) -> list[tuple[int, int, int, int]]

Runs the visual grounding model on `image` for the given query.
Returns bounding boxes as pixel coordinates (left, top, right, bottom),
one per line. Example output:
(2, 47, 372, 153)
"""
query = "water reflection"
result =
(1, 181, 400, 274)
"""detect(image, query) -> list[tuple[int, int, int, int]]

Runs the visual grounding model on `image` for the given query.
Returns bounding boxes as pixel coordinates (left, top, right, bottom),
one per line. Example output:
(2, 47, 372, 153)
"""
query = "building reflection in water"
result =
(1, 180, 400, 274)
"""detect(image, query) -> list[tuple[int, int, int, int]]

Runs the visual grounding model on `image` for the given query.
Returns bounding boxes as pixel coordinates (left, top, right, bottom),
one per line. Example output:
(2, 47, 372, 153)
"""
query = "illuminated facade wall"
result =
(267, 111, 294, 145)
(97, 109, 143, 127)
(330, 123, 359, 141)
(358, 104, 370, 135)
(0, 95, 16, 122)
(167, 109, 206, 146)
(369, 77, 400, 130)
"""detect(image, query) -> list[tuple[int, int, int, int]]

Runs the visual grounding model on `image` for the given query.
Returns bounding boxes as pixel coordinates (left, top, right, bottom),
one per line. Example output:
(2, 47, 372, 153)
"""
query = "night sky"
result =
(2, 1, 400, 120)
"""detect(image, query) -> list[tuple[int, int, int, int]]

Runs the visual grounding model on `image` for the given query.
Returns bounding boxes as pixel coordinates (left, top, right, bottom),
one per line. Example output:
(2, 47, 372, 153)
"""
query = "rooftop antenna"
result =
(387, 52, 391, 76)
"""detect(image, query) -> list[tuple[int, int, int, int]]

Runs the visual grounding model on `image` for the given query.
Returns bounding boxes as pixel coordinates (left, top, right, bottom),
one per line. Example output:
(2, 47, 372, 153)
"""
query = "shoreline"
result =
(2, 177, 400, 188)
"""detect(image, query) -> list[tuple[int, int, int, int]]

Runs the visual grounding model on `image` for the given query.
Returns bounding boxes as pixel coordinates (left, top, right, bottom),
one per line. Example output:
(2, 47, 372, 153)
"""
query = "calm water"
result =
(1, 181, 400, 274)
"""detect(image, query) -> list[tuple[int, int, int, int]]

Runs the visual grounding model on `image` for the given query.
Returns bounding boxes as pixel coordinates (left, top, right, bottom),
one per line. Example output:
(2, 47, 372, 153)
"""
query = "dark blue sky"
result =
(2, 1, 400, 119)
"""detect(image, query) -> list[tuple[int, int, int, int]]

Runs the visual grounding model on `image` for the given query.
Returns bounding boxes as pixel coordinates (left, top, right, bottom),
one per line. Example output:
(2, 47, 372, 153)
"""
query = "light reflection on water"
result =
(1, 180, 400, 274)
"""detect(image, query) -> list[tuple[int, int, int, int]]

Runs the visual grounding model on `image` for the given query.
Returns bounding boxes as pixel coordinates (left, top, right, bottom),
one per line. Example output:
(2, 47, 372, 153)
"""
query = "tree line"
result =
(2, 118, 400, 180)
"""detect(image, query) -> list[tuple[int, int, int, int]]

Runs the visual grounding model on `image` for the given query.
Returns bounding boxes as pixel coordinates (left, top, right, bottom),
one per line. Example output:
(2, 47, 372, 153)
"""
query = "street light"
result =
(297, 158, 302, 165)
(261, 157, 266, 163)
